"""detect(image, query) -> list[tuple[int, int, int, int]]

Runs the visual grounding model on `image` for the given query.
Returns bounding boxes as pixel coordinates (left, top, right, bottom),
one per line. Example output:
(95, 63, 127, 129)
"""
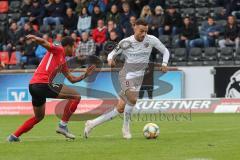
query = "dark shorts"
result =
(29, 83, 63, 107)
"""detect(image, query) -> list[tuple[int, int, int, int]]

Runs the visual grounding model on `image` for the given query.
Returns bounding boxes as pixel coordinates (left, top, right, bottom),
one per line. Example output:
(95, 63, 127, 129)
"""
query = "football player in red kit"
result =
(7, 34, 96, 142)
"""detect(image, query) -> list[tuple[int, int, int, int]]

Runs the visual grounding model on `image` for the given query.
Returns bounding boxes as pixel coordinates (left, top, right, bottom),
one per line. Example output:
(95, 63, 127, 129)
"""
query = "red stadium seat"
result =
(32, 24, 39, 32)
(0, 1, 9, 13)
(9, 52, 17, 65)
(0, 51, 9, 64)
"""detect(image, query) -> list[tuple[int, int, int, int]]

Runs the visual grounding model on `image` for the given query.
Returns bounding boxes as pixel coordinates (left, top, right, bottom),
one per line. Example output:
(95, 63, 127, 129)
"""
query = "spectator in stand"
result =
(176, 17, 199, 48)
(6, 22, 22, 55)
(139, 5, 152, 24)
(122, 15, 136, 37)
(91, 5, 105, 29)
(43, 0, 66, 25)
(218, 16, 239, 49)
(19, 22, 36, 45)
(74, 0, 90, 14)
(159, 6, 182, 36)
(88, 0, 106, 14)
(101, 30, 120, 62)
(0, 27, 7, 51)
(226, 0, 240, 16)
(92, 19, 107, 56)
(131, 0, 148, 17)
(20, 38, 38, 65)
(76, 32, 96, 57)
(29, 0, 45, 26)
(148, 5, 165, 37)
(53, 33, 63, 45)
(120, 2, 136, 27)
(63, 8, 78, 35)
(106, 4, 120, 25)
(18, 0, 32, 26)
(35, 34, 48, 62)
(71, 32, 80, 47)
(190, 16, 223, 47)
(106, 20, 123, 40)
(77, 7, 91, 34)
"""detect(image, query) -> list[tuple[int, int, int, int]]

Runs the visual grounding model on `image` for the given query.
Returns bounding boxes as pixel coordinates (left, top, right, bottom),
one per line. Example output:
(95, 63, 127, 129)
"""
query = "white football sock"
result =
(123, 104, 134, 128)
(91, 108, 120, 127)
(60, 120, 68, 127)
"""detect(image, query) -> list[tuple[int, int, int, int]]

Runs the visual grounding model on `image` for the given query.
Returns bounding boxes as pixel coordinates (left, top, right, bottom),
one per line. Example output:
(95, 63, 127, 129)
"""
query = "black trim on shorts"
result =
(29, 83, 63, 107)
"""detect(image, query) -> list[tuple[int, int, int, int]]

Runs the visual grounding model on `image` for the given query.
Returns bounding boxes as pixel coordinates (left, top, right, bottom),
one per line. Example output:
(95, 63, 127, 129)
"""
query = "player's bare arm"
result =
(26, 34, 51, 50)
(63, 65, 96, 83)
(108, 59, 116, 67)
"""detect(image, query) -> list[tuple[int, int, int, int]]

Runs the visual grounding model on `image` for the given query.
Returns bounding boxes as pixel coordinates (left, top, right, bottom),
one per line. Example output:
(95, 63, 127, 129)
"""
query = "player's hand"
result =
(108, 59, 116, 67)
(160, 65, 168, 73)
(85, 65, 96, 76)
(26, 34, 37, 42)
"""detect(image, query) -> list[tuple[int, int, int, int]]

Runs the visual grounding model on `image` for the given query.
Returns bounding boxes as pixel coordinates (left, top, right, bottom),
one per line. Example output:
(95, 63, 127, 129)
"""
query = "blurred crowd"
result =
(0, 0, 240, 68)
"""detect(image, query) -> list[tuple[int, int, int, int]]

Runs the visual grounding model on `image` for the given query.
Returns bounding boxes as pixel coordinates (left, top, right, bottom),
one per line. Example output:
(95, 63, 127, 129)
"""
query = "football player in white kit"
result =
(84, 18, 170, 139)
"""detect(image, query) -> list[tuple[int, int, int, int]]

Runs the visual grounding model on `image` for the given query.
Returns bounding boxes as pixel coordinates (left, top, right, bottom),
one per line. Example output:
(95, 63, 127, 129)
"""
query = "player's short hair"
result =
(135, 18, 148, 26)
(61, 36, 74, 47)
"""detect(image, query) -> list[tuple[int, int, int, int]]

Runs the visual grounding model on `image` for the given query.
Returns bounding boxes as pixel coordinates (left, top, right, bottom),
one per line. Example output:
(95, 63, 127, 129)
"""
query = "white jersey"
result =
(108, 34, 170, 79)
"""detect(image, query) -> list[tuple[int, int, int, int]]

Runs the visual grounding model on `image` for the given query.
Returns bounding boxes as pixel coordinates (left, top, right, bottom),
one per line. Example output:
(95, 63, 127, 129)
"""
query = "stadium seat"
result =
(180, 8, 195, 17)
(40, 25, 51, 34)
(52, 25, 64, 35)
(196, 7, 209, 21)
(208, 0, 217, 7)
(171, 48, 187, 66)
(211, 7, 225, 20)
(8, 64, 22, 70)
(215, 20, 227, 27)
(234, 48, 240, 65)
(0, 1, 8, 13)
(165, 0, 179, 8)
(187, 48, 203, 66)
(24, 65, 37, 69)
(0, 14, 7, 22)
(218, 47, 234, 65)
(0, 51, 9, 64)
(9, 1, 21, 13)
(195, 0, 208, 7)
(8, 13, 21, 22)
(179, 0, 195, 8)
(203, 47, 218, 65)
(8, 52, 17, 65)
(159, 35, 171, 48)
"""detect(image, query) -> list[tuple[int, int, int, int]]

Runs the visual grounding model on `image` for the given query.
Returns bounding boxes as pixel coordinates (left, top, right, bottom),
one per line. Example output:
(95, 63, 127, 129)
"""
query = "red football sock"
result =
(13, 116, 41, 137)
(61, 99, 80, 123)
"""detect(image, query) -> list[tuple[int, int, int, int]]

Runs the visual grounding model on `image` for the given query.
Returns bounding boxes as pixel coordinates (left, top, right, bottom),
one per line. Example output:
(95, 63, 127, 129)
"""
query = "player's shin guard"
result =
(13, 116, 41, 137)
(61, 99, 80, 123)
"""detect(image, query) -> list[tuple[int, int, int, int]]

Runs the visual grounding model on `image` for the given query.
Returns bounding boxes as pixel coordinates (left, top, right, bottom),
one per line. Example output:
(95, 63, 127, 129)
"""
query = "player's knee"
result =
(73, 95, 81, 103)
(117, 106, 124, 113)
(35, 114, 45, 122)
(128, 97, 137, 105)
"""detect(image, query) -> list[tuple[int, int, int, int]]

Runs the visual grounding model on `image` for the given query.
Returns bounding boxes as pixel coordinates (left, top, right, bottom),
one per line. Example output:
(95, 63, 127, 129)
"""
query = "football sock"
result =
(61, 99, 80, 123)
(91, 108, 119, 127)
(123, 104, 134, 129)
(13, 116, 41, 137)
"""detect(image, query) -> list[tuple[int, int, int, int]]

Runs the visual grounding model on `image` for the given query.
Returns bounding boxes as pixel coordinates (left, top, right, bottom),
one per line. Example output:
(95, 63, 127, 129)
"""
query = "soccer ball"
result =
(143, 123, 160, 139)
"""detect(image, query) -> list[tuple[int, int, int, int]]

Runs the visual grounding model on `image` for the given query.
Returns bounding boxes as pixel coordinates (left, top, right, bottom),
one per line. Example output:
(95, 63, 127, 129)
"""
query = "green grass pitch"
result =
(0, 113, 240, 160)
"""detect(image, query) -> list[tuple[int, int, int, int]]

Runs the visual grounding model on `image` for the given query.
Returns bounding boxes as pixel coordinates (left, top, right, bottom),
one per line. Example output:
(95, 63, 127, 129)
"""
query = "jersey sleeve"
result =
(107, 40, 124, 61)
(61, 58, 69, 73)
(48, 43, 63, 54)
(151, 36, 170, 65)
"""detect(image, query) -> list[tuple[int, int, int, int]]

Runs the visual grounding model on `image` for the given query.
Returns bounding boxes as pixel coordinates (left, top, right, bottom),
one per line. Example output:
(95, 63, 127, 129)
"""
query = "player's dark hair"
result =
(135, 18, 148, 26)
(61, 36, 74, 47)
